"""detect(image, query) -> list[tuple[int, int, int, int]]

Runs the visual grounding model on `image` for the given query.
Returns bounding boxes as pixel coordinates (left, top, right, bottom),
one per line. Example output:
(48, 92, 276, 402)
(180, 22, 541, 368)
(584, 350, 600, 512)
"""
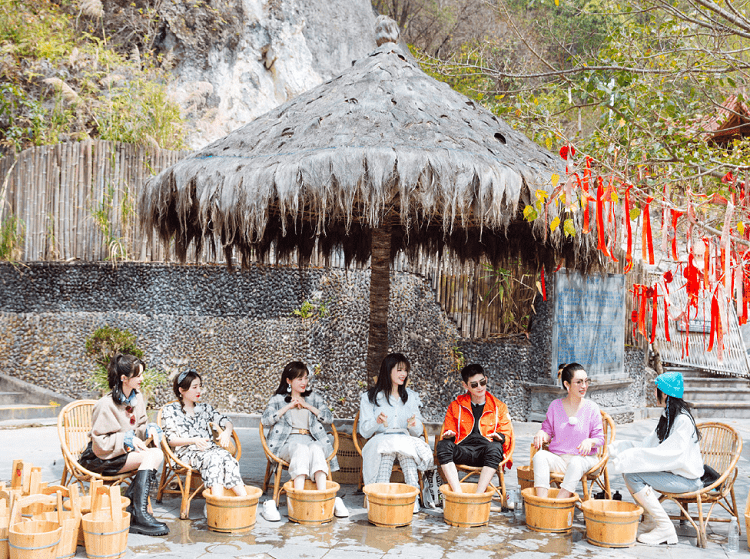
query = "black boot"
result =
(129, 469, 169, 536)
(124, 479, 135, 515)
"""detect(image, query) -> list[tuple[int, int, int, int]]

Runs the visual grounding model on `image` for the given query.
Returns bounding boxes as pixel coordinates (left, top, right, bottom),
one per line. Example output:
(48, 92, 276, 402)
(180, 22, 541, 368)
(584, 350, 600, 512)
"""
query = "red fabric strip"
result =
(642, 196, 654, 265)
(624, 187, 633, 272)
(596, 177, 610, 257)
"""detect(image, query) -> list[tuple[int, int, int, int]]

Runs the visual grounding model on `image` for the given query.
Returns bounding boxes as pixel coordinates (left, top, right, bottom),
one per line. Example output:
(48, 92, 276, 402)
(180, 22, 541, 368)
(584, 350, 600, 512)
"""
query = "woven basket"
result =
(331, 434, 362, 486)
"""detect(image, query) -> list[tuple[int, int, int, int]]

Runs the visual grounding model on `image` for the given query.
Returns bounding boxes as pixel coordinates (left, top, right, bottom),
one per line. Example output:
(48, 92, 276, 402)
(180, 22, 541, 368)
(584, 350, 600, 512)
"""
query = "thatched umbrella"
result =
(141, 16, 594, 382)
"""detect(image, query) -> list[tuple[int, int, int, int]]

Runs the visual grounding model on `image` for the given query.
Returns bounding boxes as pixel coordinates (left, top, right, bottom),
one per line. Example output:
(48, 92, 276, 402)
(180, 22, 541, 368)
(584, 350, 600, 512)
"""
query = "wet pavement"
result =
(2, 417, 748, 558)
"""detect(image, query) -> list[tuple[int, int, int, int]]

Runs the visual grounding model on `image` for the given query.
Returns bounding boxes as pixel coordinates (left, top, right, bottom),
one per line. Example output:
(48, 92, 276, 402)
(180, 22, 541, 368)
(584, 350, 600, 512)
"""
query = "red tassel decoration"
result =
(650, 284, 658, 343)
(670, 210, 683, 260)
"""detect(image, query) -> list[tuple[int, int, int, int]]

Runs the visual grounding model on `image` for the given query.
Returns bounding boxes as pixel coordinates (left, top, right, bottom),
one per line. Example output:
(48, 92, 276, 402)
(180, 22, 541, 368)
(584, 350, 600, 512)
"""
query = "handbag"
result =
(700, 464, 721, 487)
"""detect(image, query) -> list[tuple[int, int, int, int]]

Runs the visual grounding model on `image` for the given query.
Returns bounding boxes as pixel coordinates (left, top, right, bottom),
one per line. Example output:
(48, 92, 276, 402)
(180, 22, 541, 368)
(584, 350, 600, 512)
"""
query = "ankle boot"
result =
(129, 469, 169, 536)
(632, 486, 677, 545)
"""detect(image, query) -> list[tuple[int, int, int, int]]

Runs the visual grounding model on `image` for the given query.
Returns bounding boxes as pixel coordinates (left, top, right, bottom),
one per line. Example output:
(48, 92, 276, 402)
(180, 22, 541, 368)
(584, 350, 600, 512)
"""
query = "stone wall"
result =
(0, 262, 648, 422)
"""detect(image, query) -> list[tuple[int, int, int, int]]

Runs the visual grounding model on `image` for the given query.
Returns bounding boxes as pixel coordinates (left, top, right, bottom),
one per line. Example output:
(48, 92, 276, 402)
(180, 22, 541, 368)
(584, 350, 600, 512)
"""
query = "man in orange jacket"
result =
(436, 363, 513, 493)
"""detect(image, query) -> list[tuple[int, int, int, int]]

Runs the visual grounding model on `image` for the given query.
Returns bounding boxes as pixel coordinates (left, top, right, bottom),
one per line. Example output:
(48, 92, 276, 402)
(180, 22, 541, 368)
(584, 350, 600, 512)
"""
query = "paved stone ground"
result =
(2, 417, 748, 558)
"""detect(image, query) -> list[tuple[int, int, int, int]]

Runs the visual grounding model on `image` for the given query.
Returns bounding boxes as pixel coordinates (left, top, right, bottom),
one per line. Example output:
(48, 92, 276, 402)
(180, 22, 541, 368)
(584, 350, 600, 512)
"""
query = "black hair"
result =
(274, 361, 312, 403)
(107, 353, 145, 405)
(461, 363, 485, 384)
(367, 353, 410, 405)
(655, 387, 701, 443)
(174, 369, 202, 411)
(560, 362, 585, 389)
(557, 363, 567, 378)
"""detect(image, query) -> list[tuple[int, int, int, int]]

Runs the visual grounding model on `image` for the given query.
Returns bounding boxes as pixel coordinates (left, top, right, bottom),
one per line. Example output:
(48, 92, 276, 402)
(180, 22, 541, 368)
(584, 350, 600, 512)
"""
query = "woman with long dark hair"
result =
(261, 361, 346, 521)
(610, 371, 703, 545)
(532, 363, 604, 498)
(78, 353, 168, 536)
(358, 353, 433, 512)
(160, 369, 246, 503)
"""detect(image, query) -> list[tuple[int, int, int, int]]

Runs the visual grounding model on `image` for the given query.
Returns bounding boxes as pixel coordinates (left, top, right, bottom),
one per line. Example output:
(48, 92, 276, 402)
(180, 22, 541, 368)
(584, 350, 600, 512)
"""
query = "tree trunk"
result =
(367, 223, 391, 386)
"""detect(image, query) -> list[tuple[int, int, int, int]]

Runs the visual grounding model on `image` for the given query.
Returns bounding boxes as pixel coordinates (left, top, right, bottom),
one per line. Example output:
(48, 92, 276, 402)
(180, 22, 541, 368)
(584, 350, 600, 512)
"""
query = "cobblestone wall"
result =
(0, 262, 646, 421)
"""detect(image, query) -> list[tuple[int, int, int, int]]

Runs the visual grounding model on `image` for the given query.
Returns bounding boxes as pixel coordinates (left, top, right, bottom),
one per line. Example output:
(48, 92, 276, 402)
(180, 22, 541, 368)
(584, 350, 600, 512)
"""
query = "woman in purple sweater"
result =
(532, 363, 604, 498)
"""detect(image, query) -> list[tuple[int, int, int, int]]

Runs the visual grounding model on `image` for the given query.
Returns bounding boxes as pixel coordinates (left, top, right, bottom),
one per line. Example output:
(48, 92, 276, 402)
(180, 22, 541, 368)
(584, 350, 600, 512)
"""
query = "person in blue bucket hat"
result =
(608, 371, 703, 546)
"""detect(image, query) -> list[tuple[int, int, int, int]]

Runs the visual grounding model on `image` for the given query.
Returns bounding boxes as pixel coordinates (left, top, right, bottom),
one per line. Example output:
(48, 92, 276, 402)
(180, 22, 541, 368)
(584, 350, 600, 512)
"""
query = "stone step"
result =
(684, 387, 750, 401)
(683, 377, 750, 389)
(688, 401, 750, 419)
(0, 392, 25, 405)
(0, 404, 62, 422)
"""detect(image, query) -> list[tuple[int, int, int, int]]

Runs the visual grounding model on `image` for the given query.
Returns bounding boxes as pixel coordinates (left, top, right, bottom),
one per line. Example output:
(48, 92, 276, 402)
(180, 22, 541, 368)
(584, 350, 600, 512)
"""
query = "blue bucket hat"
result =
(655, 371, 684, 399)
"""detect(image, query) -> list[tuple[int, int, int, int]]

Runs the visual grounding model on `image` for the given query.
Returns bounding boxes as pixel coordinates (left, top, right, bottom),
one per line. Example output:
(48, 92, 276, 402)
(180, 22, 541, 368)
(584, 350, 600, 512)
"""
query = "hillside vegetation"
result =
(0, 0, 184, 151)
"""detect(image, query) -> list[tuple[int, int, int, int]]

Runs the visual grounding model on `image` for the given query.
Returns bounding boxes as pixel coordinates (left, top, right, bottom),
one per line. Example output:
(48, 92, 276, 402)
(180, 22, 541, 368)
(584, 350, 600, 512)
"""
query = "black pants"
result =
(436, 437, 504, 470)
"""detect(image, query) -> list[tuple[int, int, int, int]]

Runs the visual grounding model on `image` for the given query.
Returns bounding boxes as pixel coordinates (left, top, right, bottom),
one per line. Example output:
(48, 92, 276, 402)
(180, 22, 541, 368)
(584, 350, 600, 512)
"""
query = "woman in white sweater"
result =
(609, 372, 703, 545)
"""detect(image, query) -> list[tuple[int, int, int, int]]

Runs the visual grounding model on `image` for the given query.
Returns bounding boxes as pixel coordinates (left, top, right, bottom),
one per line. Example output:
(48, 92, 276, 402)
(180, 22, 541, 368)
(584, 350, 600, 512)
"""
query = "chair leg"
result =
(582, 478, 590, 501)
(273, 469, 282, 506)
(263, 462, 272, 494)
(156, 461, 168, 502)
(729, 486, 740, 535)
(180, 471, 192, 520)
(498, 470, 507, 508)
(60, 464, 69, 486)
(603, 468, 611, 499)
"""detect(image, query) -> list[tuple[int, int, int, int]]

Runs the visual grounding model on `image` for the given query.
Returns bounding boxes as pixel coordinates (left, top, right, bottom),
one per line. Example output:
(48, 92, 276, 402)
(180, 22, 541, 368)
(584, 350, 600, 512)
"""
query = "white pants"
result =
(532, 450, 598, 493)
(279, 434, 328, 480)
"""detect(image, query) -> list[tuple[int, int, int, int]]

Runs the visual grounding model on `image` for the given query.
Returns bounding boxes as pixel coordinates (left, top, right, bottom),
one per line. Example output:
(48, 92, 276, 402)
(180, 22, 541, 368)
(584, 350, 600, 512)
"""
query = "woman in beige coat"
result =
(79, 353, 169, 536)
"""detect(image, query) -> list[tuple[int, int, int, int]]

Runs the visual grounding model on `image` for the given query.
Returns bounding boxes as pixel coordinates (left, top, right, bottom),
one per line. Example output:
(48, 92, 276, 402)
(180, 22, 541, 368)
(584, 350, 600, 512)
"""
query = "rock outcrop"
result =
(158, 0, 377, 148)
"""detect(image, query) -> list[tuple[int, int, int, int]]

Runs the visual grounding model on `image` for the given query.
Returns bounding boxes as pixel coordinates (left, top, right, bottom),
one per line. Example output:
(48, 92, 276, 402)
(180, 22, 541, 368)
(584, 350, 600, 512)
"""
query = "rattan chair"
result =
(57, 399, 137, 489)
(435, 421, 515, 508)
(658, 422, 743, 548)
(155, 403, 242, 519)
(352, 412, 429, 495)
(529, 410, 615, 501)
(259, 421, 339, 506)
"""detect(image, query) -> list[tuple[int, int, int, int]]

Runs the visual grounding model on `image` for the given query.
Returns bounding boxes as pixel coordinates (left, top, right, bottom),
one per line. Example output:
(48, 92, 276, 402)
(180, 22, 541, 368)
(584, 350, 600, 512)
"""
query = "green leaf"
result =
(523, 205, 538, 221)
(563, 218, 576, 237)
(629, 208, 641, 220)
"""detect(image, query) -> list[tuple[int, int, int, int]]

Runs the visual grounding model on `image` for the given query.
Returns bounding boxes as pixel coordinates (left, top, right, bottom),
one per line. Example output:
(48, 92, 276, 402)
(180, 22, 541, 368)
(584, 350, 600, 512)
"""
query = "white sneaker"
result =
(334, 497, 349, 518)
(262, 499, 281, 522)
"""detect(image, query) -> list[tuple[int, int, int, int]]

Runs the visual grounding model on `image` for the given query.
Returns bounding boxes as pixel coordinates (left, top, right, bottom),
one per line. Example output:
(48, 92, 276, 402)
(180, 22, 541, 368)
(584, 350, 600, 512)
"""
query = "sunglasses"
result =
(125, 405, 135, 425)
(469, 379, 487, 389)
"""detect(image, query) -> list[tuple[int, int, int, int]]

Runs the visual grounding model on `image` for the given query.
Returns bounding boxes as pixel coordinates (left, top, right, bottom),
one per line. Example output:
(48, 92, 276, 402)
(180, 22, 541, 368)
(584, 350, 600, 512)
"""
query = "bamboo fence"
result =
(0, 141, 645, 341)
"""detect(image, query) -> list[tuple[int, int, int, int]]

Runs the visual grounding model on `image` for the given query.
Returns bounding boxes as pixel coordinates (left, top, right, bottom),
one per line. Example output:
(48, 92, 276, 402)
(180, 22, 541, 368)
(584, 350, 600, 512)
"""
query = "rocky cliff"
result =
(158, 0, 377, 148)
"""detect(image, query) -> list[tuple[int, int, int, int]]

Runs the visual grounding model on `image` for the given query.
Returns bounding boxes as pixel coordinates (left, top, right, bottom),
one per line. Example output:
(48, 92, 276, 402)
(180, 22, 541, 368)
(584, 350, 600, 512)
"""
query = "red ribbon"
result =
(670, 210, 683, 259)
(582, 158, 591, 234)
(541, 267, 547, 301)
(708, 292, 720, 352)
(624, 187, 633, 272)
(642, 196, 654, 265)
(596, 177, 610, 257)
(650, 284, 658, 343)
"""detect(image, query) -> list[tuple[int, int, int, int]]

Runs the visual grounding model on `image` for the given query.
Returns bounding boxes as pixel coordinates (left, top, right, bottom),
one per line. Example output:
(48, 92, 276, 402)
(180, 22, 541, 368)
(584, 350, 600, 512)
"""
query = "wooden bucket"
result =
(0, 489, 13, 559)
(81, 486, 130, 559)
(64, 493, 129, 548)
(745, 488, 750, 552)
(362, 483, 419, 528)
(283, 480, 339, 525)
(439, 483, 494, 527)
(517, 466, 534, 491)
(522, 488, 578, 533)
(203, 485, 262, 534)
(35, 486, 81, 559)
(581, 499, 643, 548)
(8, 494, 62, 559)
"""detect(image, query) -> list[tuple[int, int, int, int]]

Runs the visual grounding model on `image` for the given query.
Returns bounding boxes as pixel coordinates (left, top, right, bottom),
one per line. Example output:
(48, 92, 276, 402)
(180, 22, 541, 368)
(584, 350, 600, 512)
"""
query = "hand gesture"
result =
(132, 436, 147, 452)
(376, 412, 389, 428)
(577, 438, 594, 455)
(407, 415, 417, 428)
(533, 430, 548, 450)
(489, 431, 504, 443)
(193, 437, 210, 451)
(217, 429, 232, 448)
(441, 430, 456, 439)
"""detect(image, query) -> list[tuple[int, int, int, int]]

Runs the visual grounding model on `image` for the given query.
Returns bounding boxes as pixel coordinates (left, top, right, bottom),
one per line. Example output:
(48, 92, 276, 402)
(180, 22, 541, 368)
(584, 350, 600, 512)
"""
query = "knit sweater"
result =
(90, 392, 149, 460)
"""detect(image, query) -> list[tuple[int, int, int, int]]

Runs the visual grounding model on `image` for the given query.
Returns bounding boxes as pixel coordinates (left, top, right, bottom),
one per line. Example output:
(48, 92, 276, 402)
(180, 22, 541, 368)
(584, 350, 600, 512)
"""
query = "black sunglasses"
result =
(469, 379, 487, 389)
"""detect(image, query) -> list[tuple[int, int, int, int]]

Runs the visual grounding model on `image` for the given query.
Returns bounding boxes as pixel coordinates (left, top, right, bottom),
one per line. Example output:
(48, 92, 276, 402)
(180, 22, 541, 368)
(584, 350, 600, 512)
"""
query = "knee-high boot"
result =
(129, 469, 169, 536)
(627, 486, 655, 533)
(632, 486, 677, 545)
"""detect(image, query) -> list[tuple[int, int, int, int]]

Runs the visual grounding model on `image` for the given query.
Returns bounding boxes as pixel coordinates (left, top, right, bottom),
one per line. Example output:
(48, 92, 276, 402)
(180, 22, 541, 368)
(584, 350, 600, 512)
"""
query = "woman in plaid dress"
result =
(261, 361, 346, 520)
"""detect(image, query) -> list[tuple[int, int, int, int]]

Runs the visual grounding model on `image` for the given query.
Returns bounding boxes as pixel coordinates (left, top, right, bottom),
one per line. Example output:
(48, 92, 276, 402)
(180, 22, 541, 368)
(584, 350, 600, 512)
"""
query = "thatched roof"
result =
(141, 17, 594, 270)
